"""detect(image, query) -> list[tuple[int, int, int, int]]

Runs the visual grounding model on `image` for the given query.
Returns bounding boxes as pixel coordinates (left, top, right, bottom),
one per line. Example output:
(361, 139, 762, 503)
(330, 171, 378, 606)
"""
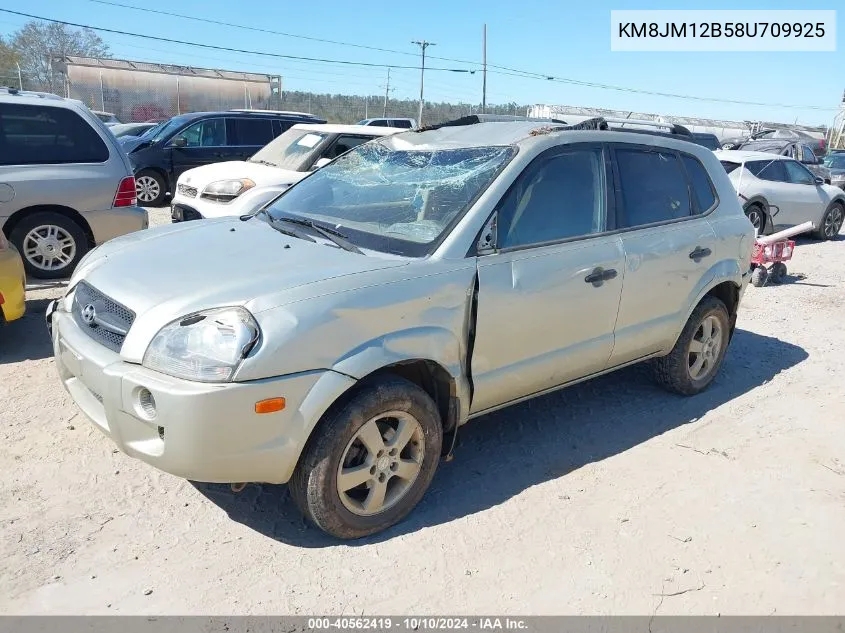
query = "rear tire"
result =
(770, 262, 787, 283)
(653, 296, 731, 396)
(290, 376, 443, 539)
(744, 204, 766, 234)
(813, 203, 844, 240)
(8, 211, 89, 279)
(751, 266, 768, 287)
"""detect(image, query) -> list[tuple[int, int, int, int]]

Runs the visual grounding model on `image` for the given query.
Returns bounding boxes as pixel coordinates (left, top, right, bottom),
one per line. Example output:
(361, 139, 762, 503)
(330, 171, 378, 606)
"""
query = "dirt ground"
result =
(1, 207, 843, 615)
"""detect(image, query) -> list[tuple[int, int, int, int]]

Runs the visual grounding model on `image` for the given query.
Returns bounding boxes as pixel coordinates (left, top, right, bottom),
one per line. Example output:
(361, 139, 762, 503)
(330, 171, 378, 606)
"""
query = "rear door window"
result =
(178, 118, 227, 147)
(0, 103, 109, 165)
(615, 148, 691, 227)
(746, 160, 787, 182)
(681, 154, 716, 213)
(390, 119, 413, 129)
(233, 118, 274, 146)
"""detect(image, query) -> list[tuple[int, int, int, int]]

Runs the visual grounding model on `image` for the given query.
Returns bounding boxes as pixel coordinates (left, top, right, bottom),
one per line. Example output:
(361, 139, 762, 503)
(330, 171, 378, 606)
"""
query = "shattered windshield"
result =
(264, 141, 514, 256)
(249, 128, 330, 170)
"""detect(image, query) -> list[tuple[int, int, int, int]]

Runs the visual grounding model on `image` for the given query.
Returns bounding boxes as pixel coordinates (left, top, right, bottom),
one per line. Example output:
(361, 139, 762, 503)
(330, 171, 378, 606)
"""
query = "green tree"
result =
(10, 20, 109, 93)
(0, 35, 21, 89)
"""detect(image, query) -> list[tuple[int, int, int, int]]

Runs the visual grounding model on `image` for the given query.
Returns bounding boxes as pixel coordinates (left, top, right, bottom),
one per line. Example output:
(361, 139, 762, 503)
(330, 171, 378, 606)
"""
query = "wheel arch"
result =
(669, 261, 744, 351)
(2, 204, 95, 248)
(742, 195, 772, 234)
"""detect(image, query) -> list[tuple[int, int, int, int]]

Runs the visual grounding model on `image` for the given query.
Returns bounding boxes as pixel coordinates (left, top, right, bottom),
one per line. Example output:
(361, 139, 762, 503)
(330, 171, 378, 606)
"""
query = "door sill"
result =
(466, 352, 661, 421)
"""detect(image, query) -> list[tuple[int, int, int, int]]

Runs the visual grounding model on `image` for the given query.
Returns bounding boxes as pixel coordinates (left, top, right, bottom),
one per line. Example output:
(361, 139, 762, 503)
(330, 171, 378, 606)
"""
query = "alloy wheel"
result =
(336, 411, 425, 516)
(22, 225, 77, 272)
(824, 206, 844, 238)
(687, 315, 723, 381)
(746, 208, 764, 231)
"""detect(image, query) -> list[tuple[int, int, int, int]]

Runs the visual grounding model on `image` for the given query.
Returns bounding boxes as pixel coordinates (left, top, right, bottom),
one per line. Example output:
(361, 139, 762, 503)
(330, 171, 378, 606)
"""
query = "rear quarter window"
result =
(681, 154, 717, 212)
(0, 103, 110, 165)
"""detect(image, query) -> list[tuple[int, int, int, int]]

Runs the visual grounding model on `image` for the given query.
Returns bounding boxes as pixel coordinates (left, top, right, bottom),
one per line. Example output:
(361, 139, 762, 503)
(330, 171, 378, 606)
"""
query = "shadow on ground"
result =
(0, 297, 55, 364)
(195, 329, 808, 548)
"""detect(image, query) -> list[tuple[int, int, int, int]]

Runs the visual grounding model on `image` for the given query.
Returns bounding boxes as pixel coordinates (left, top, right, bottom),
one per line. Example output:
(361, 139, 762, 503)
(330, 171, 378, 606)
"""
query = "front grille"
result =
(177, 183, 198, 198)
(72, 282, 135, 352)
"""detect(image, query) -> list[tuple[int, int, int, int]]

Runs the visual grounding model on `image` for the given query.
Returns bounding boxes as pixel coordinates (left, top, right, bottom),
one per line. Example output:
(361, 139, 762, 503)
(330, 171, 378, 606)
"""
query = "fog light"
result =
(137, 387, 157, 420)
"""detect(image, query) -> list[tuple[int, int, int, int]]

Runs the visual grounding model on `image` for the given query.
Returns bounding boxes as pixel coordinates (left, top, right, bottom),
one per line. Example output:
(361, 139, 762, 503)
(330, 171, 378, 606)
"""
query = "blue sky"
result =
(0, 0, 842, 125)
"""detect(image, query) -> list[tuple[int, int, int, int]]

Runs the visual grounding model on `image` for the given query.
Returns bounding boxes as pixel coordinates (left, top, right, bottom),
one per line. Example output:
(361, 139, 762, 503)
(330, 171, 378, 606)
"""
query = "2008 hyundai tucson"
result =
(47, 116, 755, 539)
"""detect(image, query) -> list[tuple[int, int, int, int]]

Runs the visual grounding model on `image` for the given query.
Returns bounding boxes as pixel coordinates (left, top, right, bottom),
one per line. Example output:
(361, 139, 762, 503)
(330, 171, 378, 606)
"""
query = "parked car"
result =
(171, 124, 400, 221)
(124, 110, 326, 206)
(0, 88, 148, 279)
(715, 150, 845, 239)
(47, 116, 754, 538)
(722, 128, 826, 156)
(687, 132, 720, 150)
(91, 110, 121, 126)
(109, 122, 158, 139)
(0, 232, 25, 324)
(735, 139, 831, 183)
(823, 152, 845, 190)
(357, 117, 417, 129)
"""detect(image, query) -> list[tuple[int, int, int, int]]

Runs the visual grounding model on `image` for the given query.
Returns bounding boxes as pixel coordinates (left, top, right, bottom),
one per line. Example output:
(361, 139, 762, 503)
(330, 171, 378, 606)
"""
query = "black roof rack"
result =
(416, 114, 568, 132)
(415, 114, 700, 142)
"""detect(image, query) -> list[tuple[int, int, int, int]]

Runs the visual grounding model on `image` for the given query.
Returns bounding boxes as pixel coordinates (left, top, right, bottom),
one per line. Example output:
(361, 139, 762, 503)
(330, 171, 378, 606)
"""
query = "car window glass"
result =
(369, 120, 389, 127)
(178, 118, 226, 147)
(681, 155, 716, 212)
(391, 120, 413, 129)
(498, 148, 606, 248)
(0, 103, 109, 165)
(801, 145, 816, 163)
(616, 148, 691, 226)
(322, 135, 374, 160)
(234, 118, 274, 145)
(746, 160, 787, 182)
(783, 160, 816, 185)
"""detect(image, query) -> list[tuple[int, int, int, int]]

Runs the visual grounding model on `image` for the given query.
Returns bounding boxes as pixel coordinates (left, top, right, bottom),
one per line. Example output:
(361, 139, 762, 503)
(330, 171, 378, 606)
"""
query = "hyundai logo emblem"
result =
(81, 303, 97, 326)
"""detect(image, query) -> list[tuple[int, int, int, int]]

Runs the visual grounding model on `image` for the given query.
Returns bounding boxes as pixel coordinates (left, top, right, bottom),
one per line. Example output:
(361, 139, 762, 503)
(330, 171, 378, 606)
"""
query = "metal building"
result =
(51, 56, 282, 122)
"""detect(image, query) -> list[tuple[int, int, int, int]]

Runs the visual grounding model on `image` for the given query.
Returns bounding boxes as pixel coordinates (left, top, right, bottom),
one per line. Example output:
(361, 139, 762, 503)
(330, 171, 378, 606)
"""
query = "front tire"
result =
(653, 296, 731, 396)
(135, 170, 167, 206)
(8, 211, 89, 279)
(290, 376, 443, 539)
(814, 203, 844, 240)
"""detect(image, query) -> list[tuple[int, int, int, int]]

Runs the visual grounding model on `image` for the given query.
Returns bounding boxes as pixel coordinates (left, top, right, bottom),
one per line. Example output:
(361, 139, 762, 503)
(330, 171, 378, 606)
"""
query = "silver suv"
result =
(0, 88, 148, 279)
(47, 117, 755, 538)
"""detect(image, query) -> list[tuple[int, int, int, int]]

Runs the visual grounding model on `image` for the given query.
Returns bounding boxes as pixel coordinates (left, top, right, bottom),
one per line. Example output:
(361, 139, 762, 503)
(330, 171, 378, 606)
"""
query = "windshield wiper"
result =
(250, 159, 279, 167)
(273, 217, 364, 255)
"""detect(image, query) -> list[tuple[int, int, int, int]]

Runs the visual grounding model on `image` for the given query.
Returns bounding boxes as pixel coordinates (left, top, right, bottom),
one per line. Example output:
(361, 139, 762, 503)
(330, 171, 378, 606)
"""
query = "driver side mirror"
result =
(313, 157, 332, 169)
(815, 176, 825, 185)
(169, 136, 188, 148)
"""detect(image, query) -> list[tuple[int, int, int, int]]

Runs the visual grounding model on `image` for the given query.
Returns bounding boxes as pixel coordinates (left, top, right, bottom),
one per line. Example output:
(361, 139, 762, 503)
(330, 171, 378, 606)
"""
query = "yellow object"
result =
(0, 242, 26, 323)
(254, 397, 286, 414)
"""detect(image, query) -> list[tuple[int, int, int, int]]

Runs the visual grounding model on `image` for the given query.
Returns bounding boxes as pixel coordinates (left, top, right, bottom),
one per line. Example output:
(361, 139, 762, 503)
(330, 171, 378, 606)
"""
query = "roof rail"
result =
(416, 114, 568, 132)
(228, 108, 319, 117)
(602, 117, 692, 136)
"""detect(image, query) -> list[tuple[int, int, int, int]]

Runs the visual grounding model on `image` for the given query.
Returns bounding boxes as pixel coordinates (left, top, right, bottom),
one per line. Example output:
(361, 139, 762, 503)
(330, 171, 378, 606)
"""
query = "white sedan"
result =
(171, 124, 400, 222)
(715, 150, 845, 240)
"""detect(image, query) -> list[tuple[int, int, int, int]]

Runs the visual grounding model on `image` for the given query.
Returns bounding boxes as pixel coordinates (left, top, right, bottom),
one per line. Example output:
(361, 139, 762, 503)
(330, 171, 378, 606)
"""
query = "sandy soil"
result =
(1, 207, 843, 615)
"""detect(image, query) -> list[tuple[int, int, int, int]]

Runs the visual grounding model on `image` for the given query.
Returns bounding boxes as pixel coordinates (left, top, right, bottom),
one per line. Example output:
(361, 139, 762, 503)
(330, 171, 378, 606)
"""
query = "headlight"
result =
(200, 178, 255, 203)
(143, 307, 260, 382)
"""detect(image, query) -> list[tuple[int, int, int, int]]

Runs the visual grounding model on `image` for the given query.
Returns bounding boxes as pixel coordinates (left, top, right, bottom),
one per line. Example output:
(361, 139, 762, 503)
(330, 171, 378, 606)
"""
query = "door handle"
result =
(584, 268, 617, 286)
(689, 247, 712, 261)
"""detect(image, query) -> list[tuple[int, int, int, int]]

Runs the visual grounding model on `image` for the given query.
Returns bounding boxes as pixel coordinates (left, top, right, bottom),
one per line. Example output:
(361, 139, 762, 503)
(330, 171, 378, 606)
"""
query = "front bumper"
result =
(47, 302, 354, 483)
(170, 202, 203, 223)
(0, 246, 26, 322)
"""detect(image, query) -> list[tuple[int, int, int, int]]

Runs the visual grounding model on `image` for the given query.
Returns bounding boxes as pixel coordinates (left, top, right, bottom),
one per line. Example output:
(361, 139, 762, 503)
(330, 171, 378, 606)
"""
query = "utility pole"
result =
(412, 40, 435, 126)
(16, 62, 23, 90)
(482, 24, 487, 113)
(382, 68, 392, 117)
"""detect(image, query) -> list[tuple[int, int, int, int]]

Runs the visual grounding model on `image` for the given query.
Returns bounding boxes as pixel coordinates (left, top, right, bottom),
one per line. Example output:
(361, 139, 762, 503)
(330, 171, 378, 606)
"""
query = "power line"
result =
(0, 9, 476, 74)
(4, 7, 835, 113)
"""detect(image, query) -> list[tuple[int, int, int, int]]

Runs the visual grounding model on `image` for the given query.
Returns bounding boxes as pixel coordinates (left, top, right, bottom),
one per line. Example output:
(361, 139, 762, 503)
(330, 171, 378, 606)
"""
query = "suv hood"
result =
(179, 161, 306, 189)
(71, 218, 408, 323)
